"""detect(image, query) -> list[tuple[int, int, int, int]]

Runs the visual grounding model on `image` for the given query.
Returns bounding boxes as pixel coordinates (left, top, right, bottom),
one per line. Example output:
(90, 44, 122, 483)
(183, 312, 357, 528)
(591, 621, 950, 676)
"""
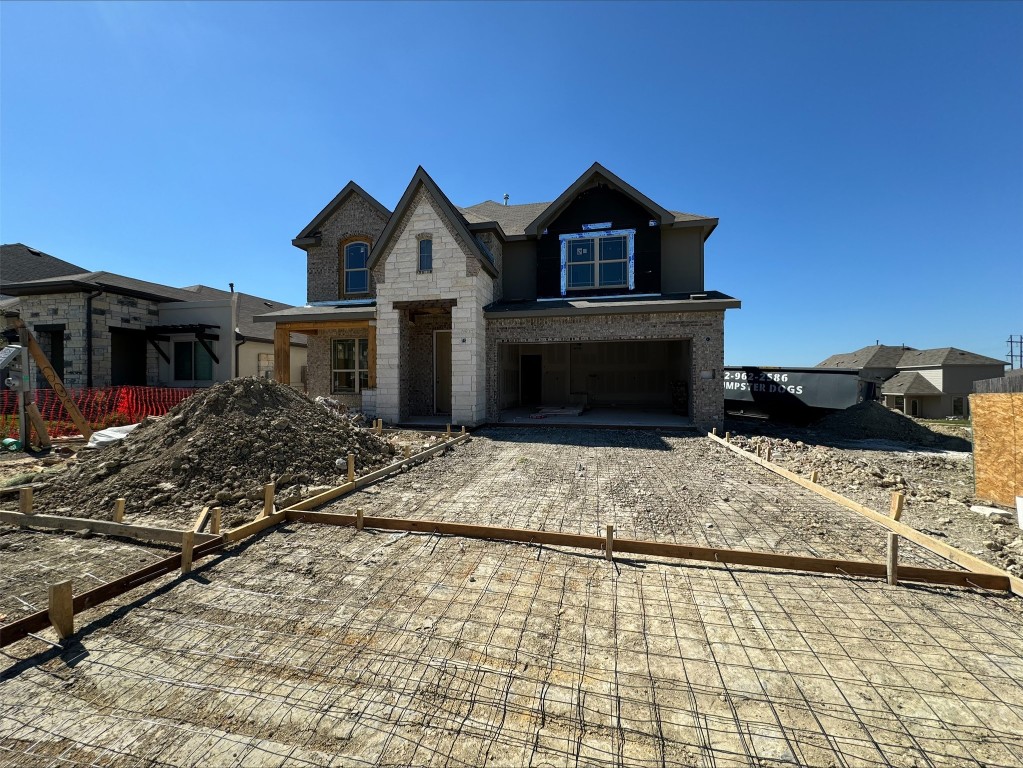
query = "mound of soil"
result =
(39, 378, 397, 525)
(812, 401, 970, 450)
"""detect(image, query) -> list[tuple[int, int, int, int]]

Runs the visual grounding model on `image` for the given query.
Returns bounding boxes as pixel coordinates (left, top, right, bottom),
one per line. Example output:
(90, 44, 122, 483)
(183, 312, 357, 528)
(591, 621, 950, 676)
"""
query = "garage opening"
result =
(498, 339, 692, 426)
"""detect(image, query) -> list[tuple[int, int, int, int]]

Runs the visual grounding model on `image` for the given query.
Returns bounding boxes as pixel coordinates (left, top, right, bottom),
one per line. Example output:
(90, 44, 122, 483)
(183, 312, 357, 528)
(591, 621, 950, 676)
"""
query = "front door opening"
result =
(434, 330, 452, 414)
(520, 355, 543, 406)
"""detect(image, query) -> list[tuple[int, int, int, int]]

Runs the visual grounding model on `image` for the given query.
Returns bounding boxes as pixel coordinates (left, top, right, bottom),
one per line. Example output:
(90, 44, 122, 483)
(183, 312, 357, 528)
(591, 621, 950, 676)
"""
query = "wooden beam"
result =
(706, 431, 1023, 597)
(223, 510, 287, 543)
(274, 326, 291, 385)
(283, 511, 1011, 592)
(25, 403, 52, 449)
(890, 492, 905, 521)
(887, 533, 899, 586)
(0, 510, 218, 547)
(15, 320, 92, 440)
(367, 323, 377, 389)
(263, 483, 275, 518)
(192, 506, 211, 533)
(48, 580, 73, 640)
(275, 320, 372, 333)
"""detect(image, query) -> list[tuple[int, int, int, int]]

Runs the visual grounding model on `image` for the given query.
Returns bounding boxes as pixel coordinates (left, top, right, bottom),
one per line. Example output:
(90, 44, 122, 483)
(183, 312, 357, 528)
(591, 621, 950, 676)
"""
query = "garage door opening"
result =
(497, 339, 693, 427)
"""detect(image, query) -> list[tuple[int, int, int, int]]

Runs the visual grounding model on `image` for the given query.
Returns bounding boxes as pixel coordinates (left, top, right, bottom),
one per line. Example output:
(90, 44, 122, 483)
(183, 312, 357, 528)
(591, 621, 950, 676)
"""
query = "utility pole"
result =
(1008, 334, 1023, 370)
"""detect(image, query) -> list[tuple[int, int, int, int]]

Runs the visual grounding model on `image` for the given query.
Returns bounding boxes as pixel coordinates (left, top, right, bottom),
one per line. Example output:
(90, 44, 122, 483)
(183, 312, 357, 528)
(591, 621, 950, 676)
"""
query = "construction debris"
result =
(35, 378, 397, 526)
(810, 400, 970, 449)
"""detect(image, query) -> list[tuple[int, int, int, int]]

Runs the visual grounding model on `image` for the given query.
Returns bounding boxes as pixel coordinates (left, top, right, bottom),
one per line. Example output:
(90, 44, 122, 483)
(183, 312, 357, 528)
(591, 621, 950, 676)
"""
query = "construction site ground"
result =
(2, 428, 1023, 767)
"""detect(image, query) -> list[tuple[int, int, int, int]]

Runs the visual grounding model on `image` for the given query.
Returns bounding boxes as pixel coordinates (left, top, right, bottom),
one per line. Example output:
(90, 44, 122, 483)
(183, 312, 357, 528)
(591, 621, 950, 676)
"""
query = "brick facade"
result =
(485, 311, 725, 430)
(305, 195, 388, 303)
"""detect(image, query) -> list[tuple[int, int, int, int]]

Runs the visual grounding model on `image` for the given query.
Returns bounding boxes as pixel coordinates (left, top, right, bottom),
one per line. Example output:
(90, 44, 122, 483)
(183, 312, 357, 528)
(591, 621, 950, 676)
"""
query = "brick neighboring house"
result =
(259, 163, 741, 430)
(1, 255, 307, 389)
(818, 344, 1006, 418)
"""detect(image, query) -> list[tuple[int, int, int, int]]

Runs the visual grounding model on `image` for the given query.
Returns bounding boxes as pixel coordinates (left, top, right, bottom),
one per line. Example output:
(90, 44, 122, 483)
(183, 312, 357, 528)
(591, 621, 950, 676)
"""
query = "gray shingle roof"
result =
(458, 201, 553, 237)
(1, 243, 89, 294)
(817, 345, 913, 369)
(880, 372, 943, 396)
(897, 347, 1005, 367)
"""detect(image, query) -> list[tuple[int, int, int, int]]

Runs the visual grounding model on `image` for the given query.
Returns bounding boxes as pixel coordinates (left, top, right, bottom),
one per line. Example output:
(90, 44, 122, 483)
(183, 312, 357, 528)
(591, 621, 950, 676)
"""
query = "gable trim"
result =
(294, 181, 391, 245)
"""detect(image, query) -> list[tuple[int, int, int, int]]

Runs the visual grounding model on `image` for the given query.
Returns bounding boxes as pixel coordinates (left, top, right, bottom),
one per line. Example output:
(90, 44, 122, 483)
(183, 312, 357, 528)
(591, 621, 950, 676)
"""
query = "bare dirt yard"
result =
(2, 427, 1022, 767)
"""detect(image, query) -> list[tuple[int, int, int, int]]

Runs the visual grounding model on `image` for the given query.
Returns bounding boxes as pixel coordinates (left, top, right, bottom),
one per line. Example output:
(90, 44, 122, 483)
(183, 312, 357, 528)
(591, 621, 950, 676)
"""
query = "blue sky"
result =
(2, 1, 1020, 366)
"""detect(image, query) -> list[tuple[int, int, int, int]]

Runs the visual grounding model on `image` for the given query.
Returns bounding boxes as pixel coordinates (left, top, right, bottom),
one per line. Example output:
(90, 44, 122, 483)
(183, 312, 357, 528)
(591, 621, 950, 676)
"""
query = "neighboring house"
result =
(1, 263, 306, 389)
(1, 243, 90, 291)
(258, 163, 741, 429)
(817, 344, 1006, 418)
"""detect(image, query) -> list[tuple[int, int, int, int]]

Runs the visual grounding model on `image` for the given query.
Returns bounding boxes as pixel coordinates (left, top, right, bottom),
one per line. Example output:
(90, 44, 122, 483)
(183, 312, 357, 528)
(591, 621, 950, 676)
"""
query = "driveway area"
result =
(2, 428, 1022, 767)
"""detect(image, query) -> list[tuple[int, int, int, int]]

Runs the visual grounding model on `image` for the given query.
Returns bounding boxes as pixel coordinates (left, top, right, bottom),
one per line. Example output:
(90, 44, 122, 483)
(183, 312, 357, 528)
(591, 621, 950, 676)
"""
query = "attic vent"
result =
(690, 293, 708, 300)
(27, 248, 41, 256)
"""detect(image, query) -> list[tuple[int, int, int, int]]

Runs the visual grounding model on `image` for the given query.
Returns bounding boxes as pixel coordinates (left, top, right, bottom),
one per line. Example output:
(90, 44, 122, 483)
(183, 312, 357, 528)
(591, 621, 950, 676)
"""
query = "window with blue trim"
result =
(418, 238, 433, 272)
(560, 229, 635, 293)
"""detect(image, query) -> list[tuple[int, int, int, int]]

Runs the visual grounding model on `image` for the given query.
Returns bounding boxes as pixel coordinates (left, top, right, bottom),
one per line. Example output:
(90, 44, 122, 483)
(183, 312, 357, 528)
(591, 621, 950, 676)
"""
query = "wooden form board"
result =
(970, 392, 1023, 508)
(284, 511, 1010, 591)
(0, 510, 219, 547)
(706, 432, 1023, 598)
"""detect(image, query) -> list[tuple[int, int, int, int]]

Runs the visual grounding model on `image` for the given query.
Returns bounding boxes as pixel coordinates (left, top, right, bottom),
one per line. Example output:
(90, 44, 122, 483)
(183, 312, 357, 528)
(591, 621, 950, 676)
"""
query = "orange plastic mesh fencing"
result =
(0, 386, 198, 439)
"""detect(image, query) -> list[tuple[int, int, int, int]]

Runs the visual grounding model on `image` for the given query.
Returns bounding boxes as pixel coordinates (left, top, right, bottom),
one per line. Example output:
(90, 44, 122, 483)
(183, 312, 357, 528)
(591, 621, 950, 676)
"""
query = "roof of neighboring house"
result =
(897, 347, 1005, 368)
(1, 271, 303, 346)
(880, 372, 944, 396)
(1, 243, 89, 295)
(369, 166, 498, 278)
(817, 345, 914, 370)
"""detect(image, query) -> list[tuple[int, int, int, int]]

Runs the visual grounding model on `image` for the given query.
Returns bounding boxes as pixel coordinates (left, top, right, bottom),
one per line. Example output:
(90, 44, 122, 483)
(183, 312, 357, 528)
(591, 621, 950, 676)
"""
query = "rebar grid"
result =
(2, 524, 1022, 767)
(0, 526, 169, 618)
(327, 430, 953, 569)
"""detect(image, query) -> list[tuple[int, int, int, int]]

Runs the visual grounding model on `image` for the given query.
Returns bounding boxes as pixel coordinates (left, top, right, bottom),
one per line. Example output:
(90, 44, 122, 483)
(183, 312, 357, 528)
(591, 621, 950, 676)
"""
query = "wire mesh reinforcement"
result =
(1, 525, 1021, 767)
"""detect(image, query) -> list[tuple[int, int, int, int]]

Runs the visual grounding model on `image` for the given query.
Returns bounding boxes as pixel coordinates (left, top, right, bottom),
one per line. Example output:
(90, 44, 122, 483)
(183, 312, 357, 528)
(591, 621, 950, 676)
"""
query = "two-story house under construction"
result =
(257, 163, 740, 430)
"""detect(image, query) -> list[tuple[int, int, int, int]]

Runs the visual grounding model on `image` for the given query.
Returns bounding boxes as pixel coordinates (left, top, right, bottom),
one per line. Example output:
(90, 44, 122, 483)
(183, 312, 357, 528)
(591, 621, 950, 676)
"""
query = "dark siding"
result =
(536, 184, 661, 298)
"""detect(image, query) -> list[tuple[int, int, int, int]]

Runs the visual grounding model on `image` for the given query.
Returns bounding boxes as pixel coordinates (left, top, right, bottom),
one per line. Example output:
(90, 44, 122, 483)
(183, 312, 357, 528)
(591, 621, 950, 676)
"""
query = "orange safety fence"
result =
(0, 386, 198, 439)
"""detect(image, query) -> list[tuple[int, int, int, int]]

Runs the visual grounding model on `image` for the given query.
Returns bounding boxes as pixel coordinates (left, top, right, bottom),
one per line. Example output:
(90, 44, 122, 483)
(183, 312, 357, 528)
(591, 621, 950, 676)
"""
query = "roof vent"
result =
(503, 193, 509, 206)
(690, 292, 708, 300)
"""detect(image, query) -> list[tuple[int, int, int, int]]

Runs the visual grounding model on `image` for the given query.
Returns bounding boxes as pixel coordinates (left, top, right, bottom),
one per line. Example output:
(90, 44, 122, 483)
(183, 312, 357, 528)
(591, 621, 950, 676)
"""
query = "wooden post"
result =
(376, 419, 383, 436)
(887, 533, 899, 586)
(605, 524, 614, 561)
(48, 580, 73, 640)
(18, 487, 33, 515)
(446, 424, 452, 438)
(113, 498, 126, 523)
(274, 326, 291, 385)
(181, 531, 194, 575)
(210, 507, 222, 535)
(712, 427, 718, 436)
(889, 491, 905, 521)
(347, 453, 355, 483)
(356, 508, 364, 531)
(765, 446, 772, 462)
(724, 432, 731, 441)
(756, 445, 762, 458)
(810, 470, 819, 484)
(403, 445, 411, 459)
(461, 425, 466, 435)
(263, 483, 275, 518)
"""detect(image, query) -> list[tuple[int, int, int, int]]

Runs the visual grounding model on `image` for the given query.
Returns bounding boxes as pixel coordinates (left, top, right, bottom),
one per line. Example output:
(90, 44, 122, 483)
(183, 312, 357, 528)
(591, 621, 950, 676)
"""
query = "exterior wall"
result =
(236, 340, 307, 386)
(305, 194, 389, 303)
(374, 188, 496, 425)
(501, 240, 537, 300)
(943, 364, 1006, 396)
(305, 326, 371, 412)
(660, 228, 704, 294)
(17, 292, 161, 388)
(157, 300, 235, 385)
(485, 310, 725, 430)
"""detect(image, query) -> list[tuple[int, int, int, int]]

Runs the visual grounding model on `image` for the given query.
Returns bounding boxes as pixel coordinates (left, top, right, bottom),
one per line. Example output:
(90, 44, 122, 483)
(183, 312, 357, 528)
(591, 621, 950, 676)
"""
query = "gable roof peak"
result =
(294, 180, 391, 243)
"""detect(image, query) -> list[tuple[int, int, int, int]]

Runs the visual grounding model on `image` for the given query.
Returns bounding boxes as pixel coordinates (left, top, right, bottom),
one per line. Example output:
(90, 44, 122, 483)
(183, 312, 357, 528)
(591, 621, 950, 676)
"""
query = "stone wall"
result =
(305, 194, 389, 303)
(484, 311, 725, 430)
(375, 187, 496, 425)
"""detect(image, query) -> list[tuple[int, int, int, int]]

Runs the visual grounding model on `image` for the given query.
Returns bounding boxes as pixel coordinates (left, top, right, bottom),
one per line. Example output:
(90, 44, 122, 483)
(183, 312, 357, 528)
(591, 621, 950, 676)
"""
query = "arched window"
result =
(343, 241, 370, 294)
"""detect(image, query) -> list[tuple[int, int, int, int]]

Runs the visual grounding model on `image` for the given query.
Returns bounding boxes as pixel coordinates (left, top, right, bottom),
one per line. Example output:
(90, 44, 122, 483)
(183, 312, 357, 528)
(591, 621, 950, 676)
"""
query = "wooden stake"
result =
(756, 445, 762, 458)
(113, 498, 126, 523)
(263, 483, 275, 518)
(712, 427, 718, 436)
(887, 533, 899, 586)
(403, 445, 412, 459)
(724, 432, 731, 441)
(18, 487, 33, 515)
(347, 453, 355, 483)
(889, 491, 905, 521)
(605, 524, 614, 561)
(376, 419, 383, 436)
(810, 470, 819, 484)
(48, 580, 73, 640)
(181, 531, 194, 575)
(210, 507, 222, 535)
(765, 446, 772, 462)
(356, 508, 364, 531)
(446, 423, 452, 438)
(461, 425, 466, 435)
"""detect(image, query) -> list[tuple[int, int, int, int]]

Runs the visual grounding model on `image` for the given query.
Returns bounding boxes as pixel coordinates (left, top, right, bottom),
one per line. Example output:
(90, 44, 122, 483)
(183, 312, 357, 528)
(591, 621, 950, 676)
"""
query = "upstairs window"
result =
(418, 237, 433, 272)
(560, 230, 635, 293)
(343, 242, 370, 294)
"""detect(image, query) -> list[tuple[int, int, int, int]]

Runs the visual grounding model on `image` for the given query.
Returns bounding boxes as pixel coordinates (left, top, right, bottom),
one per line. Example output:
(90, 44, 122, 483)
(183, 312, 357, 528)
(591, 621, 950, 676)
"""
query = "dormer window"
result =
(559, 229, 635, 293)
(343, 242, 370, 294)
(418, 237, 433, 273)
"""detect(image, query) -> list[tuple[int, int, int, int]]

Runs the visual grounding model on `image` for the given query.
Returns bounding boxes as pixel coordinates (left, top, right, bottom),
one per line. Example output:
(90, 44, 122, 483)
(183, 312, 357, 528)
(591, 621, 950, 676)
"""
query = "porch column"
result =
(274, 326, 291, 384)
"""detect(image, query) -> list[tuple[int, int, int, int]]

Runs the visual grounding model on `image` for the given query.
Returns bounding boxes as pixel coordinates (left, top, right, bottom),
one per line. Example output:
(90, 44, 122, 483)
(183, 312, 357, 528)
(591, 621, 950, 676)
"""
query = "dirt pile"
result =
(811, 401, 970, 450)
(39, 378, 397, 526)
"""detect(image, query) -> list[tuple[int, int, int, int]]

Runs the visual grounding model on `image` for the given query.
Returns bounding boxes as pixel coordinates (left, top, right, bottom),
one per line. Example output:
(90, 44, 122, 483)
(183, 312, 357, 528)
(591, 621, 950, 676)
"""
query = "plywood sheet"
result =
(970, 392, 1023, 507)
